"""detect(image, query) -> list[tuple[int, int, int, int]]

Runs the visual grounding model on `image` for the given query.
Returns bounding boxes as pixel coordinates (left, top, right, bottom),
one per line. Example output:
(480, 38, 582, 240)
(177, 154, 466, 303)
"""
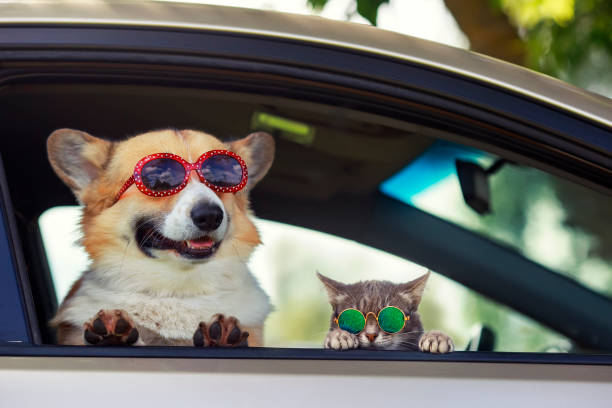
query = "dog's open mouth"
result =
(135, 219, 221, 260)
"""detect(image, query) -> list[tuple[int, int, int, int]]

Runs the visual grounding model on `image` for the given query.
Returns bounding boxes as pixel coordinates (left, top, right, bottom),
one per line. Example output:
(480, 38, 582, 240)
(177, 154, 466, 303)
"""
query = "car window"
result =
(381, 140, 612, 299)
(39, 205, 569, 352)
(2, 80, 609, 355)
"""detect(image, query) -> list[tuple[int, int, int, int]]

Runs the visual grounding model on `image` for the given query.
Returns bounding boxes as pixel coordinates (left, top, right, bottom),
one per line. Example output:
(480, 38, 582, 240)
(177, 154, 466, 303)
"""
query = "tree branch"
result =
(444, 0, 525, 66)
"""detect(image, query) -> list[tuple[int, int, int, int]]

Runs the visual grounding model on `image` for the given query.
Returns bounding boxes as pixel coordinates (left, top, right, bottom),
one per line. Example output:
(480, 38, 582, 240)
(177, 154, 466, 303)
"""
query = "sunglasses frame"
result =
(114, 150, 248, 203)
(334, 306, 410, 335)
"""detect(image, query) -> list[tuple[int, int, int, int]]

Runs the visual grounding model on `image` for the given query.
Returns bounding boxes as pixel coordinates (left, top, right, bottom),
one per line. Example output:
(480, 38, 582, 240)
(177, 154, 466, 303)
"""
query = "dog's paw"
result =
(83, 309, 139, 346)
(193, 314, 249, 347)
(324, 328, 359, 350)
(418, 330, 454, 353)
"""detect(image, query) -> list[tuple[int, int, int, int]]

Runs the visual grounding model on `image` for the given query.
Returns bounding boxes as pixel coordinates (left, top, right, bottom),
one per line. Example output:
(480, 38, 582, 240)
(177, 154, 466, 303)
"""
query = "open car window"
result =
(39, 206, 569, 352)
(1, 78, 610, 356)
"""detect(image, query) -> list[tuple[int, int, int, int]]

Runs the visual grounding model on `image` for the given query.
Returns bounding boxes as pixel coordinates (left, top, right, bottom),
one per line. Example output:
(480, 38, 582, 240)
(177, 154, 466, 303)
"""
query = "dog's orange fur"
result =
(65, 129, 263, 285)
(48, 128, 273, 346)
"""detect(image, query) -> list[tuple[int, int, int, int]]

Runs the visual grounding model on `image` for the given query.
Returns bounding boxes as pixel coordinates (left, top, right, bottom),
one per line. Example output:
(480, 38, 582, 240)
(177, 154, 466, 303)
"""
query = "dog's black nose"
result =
(190, 203, 223, 231)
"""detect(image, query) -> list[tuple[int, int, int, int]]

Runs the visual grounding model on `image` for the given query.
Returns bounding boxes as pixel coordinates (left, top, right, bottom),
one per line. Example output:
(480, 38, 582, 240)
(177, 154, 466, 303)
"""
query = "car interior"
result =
(1, 77, 611, 355)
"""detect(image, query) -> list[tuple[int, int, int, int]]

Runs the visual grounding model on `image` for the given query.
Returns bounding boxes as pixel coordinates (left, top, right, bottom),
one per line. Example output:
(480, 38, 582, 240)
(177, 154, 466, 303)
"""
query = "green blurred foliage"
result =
(484, 165, 612, 297)
(495, 0, 612, 93)
(355, 0, 389, 25)
(307, 0, 328, 10)
(307, 0, 389, 25)
(309, 0, 612, 94)
(493, 0, 575, 28)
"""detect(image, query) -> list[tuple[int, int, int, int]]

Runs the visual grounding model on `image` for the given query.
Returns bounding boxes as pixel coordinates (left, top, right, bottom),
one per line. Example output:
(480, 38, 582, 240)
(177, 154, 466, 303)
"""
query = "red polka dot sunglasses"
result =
(114, 150, 248, 203)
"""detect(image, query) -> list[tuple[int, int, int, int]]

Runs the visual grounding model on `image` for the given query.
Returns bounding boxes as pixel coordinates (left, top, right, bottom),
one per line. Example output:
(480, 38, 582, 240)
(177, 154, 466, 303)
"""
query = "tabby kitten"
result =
(318, 271, 454, 353)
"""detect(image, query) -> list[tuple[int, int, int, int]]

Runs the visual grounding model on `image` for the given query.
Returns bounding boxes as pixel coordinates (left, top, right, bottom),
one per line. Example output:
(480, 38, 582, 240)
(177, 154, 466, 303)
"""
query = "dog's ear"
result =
(229, 131, 275, 190)
(47, 128, 113, 202)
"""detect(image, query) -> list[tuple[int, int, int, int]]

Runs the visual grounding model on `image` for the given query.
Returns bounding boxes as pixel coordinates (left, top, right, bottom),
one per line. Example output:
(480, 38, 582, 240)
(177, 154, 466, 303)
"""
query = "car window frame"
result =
(0, 154, 40, 345)
(0, 22, 611, 363)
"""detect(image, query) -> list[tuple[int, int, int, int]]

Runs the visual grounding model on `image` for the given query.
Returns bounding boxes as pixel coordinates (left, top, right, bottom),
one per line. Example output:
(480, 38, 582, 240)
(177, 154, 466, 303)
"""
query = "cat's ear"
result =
(399, 271, 430, 309)
(317, 272, 349, 305)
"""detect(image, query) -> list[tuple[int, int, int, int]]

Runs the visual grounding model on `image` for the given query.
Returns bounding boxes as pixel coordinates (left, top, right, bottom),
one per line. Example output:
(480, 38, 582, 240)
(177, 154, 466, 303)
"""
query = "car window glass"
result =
(381, 140, 612, 299)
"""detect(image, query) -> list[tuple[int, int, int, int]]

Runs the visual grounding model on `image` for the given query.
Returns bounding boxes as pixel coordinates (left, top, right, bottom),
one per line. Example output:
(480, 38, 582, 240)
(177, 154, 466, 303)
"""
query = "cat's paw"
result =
(83, 309, 139, 346)
(418, 330, 454, 353)
(324, 328, 359, 350)
(193, 314, 249, 347)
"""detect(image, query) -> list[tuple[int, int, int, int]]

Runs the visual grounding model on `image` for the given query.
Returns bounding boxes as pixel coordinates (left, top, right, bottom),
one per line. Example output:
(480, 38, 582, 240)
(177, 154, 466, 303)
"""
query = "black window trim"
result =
(2, 345, 612, 366)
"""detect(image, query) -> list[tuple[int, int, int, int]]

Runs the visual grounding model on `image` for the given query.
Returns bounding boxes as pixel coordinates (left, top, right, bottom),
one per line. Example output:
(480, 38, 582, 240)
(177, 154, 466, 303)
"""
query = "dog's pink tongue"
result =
(187, 237, 214, 249)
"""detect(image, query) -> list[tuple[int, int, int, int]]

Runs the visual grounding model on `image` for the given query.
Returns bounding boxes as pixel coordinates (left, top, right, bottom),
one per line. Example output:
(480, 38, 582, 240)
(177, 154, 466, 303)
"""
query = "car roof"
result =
(1, 1, 611, 130)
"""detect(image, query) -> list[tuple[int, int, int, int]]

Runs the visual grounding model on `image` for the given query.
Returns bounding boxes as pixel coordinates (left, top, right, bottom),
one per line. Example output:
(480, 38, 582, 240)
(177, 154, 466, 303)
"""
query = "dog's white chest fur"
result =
(57, 259, 271, 340)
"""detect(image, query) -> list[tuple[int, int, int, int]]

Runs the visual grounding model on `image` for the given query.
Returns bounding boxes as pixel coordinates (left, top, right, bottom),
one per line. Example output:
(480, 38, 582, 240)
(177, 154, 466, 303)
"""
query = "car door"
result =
(0, 3, 611, 406)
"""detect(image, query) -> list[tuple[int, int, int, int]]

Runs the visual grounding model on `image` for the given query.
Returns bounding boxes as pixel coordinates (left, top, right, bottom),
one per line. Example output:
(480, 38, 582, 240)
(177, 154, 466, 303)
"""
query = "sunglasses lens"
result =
(377, 306, 405, 333)
(141, 158, 186, 192)
(200, 155, 244, 188)
(337, 309, 365, 335)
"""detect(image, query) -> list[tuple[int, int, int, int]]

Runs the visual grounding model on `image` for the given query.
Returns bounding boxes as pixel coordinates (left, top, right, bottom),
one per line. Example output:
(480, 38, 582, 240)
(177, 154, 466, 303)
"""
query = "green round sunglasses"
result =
(334, 306, 409, 335)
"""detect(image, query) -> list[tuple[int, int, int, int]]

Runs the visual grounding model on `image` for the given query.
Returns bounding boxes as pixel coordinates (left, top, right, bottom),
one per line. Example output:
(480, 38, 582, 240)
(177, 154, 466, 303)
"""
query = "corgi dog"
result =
(47, 128, 274, 346)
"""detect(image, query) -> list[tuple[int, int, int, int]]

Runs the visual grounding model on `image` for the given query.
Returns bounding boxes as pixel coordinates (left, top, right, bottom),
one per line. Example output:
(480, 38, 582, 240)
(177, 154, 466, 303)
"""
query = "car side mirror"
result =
(455, 158, 507, 215)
